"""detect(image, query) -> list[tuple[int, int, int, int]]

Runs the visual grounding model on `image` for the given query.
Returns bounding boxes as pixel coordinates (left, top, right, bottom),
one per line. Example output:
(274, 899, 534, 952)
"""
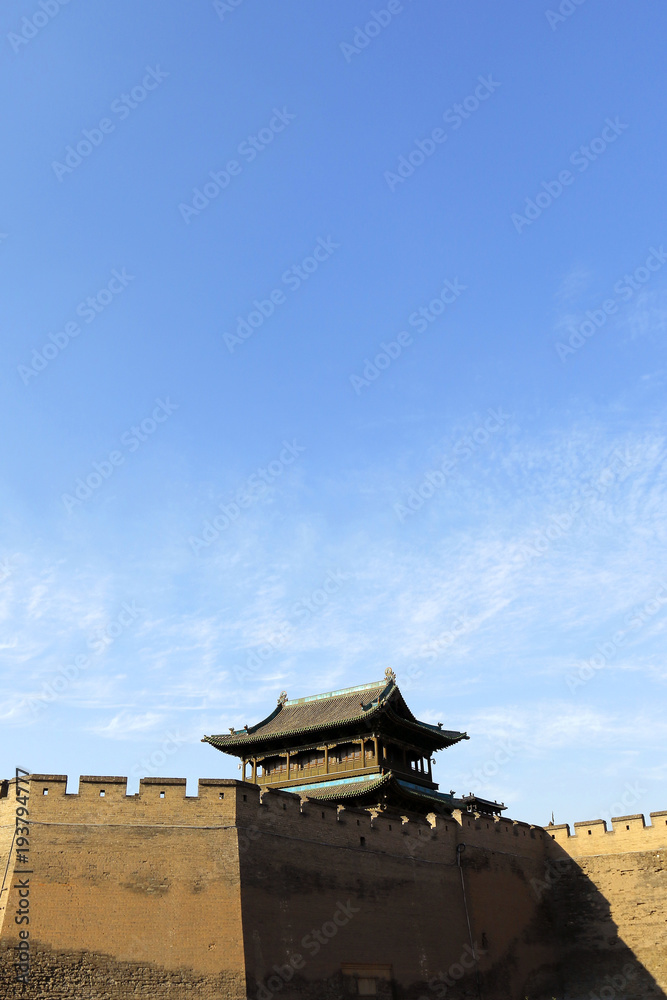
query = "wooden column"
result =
(242, 758, 247, 781)
(251, 759, 257, 783)
(324, 746, 329, 774)
(373, 737, 379, 764)
(361, 739, 366, 769)
(428, 757, 432, 780)
(286, 751, 290, 781)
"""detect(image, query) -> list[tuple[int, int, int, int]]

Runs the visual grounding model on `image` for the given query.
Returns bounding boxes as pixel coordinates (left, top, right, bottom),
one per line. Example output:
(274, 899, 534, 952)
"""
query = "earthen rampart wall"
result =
(2, 776, 665, 998)
(545, 811, 667, 997)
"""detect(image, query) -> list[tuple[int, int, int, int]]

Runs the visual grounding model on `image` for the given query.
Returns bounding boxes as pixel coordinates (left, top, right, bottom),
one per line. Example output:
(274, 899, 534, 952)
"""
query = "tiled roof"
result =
(395, 779, 455, 807)
(294, 772, 392, 802)
(383, 703, 466, 744)
(204, 679, 392, 749)
(202, 677, 468, 753)
(278, 773, 458, 811)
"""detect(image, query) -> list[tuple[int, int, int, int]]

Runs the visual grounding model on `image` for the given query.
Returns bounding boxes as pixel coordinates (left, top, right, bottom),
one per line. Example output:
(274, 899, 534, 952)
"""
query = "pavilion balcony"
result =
(252, 757, 437, 790)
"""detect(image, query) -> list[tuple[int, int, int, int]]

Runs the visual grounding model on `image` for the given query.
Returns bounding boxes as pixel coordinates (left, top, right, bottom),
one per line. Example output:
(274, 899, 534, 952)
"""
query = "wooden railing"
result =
(259, 756, 377, 785)
(255, 757, 435, 790)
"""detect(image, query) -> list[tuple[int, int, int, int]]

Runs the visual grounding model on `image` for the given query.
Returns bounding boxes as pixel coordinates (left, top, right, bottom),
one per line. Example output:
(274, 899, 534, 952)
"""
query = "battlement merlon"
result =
(1, 774, 243, 796)
(0, 774, 519, 832)
(0, 774, 246, 822)
(546, 811, 667, 855)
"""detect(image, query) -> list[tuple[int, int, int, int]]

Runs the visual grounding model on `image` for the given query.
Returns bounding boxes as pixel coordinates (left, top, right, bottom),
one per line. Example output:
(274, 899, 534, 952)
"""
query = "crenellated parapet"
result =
(0, 774, 552, 882)
(0, 774, 243, 828)
(4, 775, 664, 998)
(546, 810, 667, 856)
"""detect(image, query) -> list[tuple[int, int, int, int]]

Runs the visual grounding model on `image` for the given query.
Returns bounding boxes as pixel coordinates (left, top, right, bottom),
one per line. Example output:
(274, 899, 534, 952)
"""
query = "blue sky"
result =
(1, 1, 666, 827)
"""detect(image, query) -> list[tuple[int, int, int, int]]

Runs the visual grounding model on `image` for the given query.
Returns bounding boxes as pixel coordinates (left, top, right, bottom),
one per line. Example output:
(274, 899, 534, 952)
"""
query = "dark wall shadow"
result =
(523, 838, 666, 999)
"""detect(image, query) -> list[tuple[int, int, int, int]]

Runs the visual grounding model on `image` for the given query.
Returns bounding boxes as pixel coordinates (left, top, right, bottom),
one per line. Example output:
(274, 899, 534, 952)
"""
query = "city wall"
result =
(544, 812, 667, 998)
(0, 775, 247, 998)
(0, 776, 665, 999)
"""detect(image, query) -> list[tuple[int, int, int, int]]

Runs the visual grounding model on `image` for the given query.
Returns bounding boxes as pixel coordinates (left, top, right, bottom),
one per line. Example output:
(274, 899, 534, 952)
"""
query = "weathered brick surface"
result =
(0, 776, 247, 998)
(543, 813, 667, 998)
(238, 789, 556, 998)
(0, 945, 246, 999)
(1, 777, 665, 999)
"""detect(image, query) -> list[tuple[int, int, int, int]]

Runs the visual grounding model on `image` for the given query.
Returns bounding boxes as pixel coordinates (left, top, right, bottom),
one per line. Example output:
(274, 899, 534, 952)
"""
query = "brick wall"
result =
(2, 775, 664, 999)
(0, 775, 248, 999)
(233, 786, 557, 998)
(543, 812, 667, 998)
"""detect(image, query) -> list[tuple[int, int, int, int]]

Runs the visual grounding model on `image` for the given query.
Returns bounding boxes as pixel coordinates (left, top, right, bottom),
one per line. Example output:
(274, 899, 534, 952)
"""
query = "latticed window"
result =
(334, 744, 362, 763)
(295, 751, 325, 770)
(263, 759, 287, 775)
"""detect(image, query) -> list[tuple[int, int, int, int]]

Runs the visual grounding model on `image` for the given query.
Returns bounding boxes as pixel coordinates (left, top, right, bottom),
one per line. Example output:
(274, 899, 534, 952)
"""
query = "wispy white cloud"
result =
(1, 405, 666, 820)
(89, 711, 165, 740)
(620, 287, 667, 342)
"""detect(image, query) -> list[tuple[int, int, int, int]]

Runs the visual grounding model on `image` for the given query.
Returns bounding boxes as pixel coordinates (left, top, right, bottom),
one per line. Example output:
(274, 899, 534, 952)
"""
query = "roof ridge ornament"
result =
(384, 668, 397, 685)
(277, 691, 288, 706)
